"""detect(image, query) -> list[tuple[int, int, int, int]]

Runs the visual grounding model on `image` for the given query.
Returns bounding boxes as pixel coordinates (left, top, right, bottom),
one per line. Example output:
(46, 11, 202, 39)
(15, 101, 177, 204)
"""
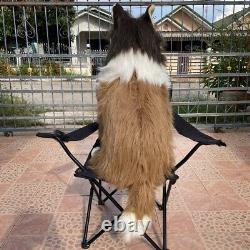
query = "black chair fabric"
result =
(37, 113, 226, 146)
(173, 113, 226, 146)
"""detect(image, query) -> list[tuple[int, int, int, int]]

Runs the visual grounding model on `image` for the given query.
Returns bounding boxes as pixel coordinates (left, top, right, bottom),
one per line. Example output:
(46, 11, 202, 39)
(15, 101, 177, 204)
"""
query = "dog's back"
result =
(91, 76, 174, 188)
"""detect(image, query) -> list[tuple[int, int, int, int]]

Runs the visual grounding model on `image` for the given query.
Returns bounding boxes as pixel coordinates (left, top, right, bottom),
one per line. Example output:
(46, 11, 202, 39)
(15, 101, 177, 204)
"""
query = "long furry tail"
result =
(117, 182, 155, 242)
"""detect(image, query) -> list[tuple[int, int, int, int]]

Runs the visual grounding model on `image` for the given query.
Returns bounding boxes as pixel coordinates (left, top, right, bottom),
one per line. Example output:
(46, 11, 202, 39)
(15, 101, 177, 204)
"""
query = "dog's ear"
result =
(112, 3, 124, 15)
(112, 3, 125, 27)
(143, 4, 155, 23)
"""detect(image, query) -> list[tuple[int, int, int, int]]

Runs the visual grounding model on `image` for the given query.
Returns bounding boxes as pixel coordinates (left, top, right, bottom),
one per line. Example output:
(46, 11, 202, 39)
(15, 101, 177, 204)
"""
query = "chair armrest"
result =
(173, 113, 226, 146)
(36, 122, 99, 142)
(36, 130, 68, 141)
(36, 132, 57, 139)
(62, 122, 99, 142)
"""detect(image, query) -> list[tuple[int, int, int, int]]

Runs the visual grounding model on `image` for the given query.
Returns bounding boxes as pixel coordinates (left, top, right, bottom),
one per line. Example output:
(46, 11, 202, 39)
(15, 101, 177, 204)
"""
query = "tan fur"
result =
(90, 75, 174, 219)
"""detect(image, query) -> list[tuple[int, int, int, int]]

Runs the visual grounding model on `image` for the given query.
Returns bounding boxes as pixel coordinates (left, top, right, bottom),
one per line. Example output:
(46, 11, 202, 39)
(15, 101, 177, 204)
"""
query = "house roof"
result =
(214, 7, 250, 29)
(77, 6, 112, 23)
(156, 5, 213, 30)
(157, 16, 188, 31)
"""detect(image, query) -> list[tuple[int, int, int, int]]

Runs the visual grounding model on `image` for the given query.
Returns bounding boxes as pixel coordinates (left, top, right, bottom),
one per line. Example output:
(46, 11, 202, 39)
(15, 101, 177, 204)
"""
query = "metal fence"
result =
(0, 1, 249, 133)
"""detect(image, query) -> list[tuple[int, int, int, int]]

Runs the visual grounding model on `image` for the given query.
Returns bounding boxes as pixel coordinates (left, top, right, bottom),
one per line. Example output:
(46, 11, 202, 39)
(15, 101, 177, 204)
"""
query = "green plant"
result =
(203, 56, 249, 96)
(41, 60, 65, 76)
(16, 60, 65, 76)
(18, 63, 39, 76)
(0, 94, 46, 127)
(204, 18, 250, 96)
(0, 58, 15, 75)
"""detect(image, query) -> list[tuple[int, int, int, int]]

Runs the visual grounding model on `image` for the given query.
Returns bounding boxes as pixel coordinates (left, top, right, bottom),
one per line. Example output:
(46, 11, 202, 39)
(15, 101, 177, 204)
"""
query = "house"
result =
(156, 5, 213, 75)
(70, 7, 112, 74)
(214, 6, 250, 30)
(71, 5, 214, 76)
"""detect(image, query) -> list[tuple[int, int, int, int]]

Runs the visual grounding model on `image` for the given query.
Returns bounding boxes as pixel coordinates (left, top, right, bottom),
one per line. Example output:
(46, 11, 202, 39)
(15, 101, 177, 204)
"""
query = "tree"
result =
(0, 0, 76, 52)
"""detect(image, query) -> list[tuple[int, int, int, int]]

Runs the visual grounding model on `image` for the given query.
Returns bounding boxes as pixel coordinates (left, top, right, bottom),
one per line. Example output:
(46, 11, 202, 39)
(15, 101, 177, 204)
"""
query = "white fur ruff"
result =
(98, 49, 171, 87)
(91, 146, 100, 157)
(117, 212, 151, 242)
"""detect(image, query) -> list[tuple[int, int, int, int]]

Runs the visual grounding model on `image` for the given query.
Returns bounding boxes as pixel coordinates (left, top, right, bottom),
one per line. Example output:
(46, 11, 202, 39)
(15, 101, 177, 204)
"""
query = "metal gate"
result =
(0, 1, 249, 133)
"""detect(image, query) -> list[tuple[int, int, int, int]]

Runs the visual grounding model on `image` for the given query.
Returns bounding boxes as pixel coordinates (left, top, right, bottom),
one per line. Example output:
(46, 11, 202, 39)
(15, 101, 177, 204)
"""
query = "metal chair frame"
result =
(37, 113, 226, 249)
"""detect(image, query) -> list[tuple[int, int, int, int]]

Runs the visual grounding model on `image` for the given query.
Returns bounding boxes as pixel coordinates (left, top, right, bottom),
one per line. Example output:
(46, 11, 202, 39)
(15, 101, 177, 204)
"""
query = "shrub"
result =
(18, 63, 39, 76)
(15, 60, 65, 76)
(0, 94, 45, 127)
(0, 58, 15, 75)
(41, 60, 65, 76)
(204, 19, 250, 96)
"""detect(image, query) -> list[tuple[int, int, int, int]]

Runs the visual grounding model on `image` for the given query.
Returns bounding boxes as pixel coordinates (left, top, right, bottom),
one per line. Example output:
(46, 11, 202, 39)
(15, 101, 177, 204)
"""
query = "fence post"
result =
(14, 48, 21, 67)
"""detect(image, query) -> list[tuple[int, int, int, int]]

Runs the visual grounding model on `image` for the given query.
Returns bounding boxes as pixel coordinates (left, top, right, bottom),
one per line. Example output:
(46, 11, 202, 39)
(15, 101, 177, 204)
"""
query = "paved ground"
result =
(0, 129, 249, 250)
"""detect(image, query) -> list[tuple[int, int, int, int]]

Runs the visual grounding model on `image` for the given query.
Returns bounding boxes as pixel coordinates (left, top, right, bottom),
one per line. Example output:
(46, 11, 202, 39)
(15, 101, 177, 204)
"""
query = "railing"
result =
(0, 1, 249, 133)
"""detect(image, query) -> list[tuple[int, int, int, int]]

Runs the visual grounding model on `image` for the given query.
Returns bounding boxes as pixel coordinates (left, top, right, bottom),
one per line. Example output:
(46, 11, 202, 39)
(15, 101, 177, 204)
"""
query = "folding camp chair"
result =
(36, 113, 226, 250)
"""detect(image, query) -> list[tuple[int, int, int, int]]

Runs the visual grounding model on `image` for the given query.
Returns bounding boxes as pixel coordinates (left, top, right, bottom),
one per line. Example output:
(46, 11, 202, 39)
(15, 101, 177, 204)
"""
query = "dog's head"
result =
(106, 4, 165, 64)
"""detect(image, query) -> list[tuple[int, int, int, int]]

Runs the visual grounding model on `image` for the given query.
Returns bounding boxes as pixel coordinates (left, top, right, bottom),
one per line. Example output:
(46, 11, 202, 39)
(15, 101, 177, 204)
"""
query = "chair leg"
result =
(162, 182, 172, 250)
(90, 181, 104, 205)
(162, 184, 167, 250)
(98, 180, 103, 205)
(82, 186, 94, 249)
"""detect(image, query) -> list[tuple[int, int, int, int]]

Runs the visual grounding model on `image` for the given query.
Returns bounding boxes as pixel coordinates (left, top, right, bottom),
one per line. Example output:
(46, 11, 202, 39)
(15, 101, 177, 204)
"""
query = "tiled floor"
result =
(0, 129, 249, 250)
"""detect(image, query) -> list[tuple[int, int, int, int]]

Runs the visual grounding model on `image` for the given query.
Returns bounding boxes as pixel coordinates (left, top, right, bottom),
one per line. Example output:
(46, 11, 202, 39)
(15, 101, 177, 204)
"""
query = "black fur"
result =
(106, 4, 165, 65)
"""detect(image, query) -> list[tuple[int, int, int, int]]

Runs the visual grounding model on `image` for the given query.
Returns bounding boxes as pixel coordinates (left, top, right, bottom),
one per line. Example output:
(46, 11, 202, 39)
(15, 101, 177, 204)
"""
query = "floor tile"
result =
(0, 215, 20, 241)
(43, 162, 73, 185)
(201, 232, 250, 250)
(34, 147, 71, 163)
(26, 162, 56, 173)
(216, 161, 250, 181)
(11, 146, 41, 165)
(2, 235, 45, 250)
(203, 180, 249, 210)
(155, 185, 186, 211)
(168, 233, 205, 250)
(43, 234, 83, 250)
(0, 184, 11, 196)
(65, 177, 91, 196)
(26, 182, 66, 214)
(127, 234, 162, 250)
(57, 195, 85, 213)
(0, 162, 28, 184)
(16, 171, 45, 184)
(192, 211, 250, 233)
(0, 183, 39, 214)
(0, 152, 16, 164)
(11, 214, 53, 236)
(177, 180, 216, 211)
(230, 181, 250, 206)
(157, 209, 196, 234)
(190, 161, 223, 181)
(44, 232, 126, 250)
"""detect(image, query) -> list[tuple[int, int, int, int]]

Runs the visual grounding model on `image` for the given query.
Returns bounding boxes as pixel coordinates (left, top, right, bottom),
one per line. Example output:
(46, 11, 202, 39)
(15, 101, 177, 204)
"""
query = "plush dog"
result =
(90, 3, 174, 242)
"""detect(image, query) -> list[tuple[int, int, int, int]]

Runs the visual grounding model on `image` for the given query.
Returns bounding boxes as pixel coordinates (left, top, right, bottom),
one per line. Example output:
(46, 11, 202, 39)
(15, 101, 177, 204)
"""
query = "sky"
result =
(75, 0, 250, 23)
